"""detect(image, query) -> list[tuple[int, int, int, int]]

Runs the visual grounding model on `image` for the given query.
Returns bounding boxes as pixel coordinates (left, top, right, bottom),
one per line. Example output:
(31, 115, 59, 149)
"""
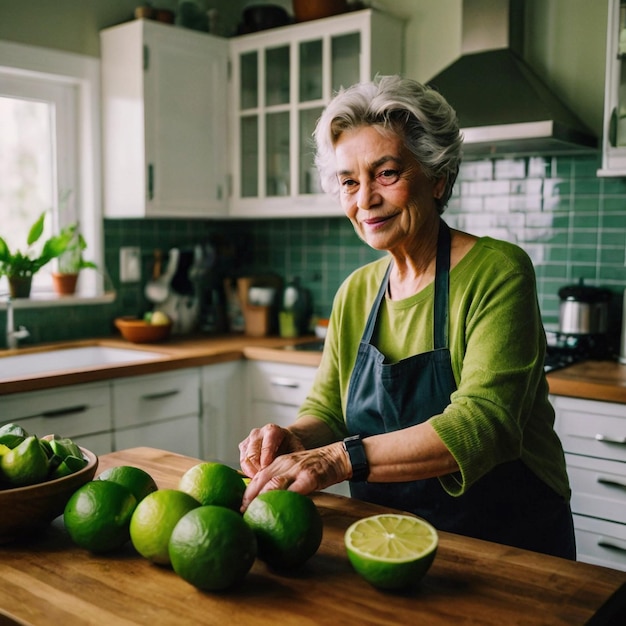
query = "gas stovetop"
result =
(544, 331, 611, 373)
(544, 347, 585, 373)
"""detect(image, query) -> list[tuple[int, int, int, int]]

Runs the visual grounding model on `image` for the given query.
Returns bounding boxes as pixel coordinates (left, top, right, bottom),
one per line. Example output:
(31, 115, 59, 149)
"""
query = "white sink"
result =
(0, 346, 165, 381)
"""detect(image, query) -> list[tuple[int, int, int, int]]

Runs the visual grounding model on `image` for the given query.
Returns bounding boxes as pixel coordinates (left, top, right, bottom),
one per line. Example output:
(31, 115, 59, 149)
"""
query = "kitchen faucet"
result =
(5, 296, 30, 349)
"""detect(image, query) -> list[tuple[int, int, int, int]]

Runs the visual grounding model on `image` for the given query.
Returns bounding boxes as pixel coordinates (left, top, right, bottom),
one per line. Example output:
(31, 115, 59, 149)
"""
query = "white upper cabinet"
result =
(101, 19, 229, 218)
(100, 10, 403, 219)
(599, 0, 626, 176)
(228, 9, 404, 218)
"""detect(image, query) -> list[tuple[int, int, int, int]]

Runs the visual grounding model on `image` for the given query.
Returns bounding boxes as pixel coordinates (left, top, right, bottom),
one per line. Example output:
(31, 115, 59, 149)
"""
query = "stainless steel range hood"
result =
(426, 0, 597, 158)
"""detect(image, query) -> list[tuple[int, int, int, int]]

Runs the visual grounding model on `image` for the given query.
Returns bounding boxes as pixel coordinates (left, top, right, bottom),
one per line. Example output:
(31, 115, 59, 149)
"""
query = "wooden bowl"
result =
(114, 317, 172, 343)
(0, 447, 98, 544)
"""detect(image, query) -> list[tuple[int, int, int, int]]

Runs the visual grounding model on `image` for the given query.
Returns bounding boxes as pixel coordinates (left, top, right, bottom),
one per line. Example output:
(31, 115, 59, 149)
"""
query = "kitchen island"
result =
(1, 447, 626, 625)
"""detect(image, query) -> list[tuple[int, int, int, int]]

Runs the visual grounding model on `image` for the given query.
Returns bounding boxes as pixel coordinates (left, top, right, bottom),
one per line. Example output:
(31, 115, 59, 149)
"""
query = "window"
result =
(0, 40, 105, 301)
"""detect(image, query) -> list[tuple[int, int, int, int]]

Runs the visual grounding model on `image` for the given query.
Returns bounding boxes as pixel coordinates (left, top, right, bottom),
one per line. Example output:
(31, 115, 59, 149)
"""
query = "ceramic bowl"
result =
(0, 447, 98, 543)
(114, 317, 172, 343)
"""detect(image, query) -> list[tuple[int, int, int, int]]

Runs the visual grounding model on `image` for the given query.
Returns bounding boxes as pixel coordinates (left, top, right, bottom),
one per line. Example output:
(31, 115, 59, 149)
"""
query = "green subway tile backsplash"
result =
(3, 153, 626, 350)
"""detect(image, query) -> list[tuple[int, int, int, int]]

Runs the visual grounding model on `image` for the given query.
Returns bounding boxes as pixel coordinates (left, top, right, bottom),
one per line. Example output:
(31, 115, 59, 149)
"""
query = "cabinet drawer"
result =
(554, 396, 626, 462)
(249, 362, 315, 407)
(250, 400, 298, 429)
(113, 370, 200, 429)
(0, 383, 111, 438)
(114, 415, 200, 458)
(573, 514, 626, 572)
(566, 453, 626, 523)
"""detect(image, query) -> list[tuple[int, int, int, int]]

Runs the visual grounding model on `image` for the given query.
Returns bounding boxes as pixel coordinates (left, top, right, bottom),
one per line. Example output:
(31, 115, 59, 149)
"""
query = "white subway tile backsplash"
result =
(494, 158, 526, 179)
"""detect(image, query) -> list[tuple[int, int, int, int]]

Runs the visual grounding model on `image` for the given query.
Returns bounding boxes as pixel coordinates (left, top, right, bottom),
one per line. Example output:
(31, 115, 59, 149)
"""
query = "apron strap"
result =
(433, 220, 451, 350)
(360, 261, 393, 344)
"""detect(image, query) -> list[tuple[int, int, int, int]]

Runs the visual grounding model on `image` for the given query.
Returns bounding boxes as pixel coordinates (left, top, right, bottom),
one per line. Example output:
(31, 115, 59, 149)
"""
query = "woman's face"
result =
(334, 125, 444, 253)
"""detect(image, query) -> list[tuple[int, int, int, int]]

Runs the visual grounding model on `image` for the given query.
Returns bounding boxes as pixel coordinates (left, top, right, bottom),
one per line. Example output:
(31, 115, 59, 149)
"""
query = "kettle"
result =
(558, 278, 611, 336)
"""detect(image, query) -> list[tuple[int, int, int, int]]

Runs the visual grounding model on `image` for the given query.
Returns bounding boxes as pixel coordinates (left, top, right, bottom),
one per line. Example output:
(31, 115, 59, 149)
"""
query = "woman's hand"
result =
(240, 442, 351, 512)
(239, 423, 306, 478)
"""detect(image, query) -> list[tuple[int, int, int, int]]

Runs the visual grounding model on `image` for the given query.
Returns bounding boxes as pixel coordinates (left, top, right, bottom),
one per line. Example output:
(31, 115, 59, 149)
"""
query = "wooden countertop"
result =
(0, 334, 322, 396)
(547, 359, 626, 404)
(1, 333, 625, 404)
(1, 447, 625, 626)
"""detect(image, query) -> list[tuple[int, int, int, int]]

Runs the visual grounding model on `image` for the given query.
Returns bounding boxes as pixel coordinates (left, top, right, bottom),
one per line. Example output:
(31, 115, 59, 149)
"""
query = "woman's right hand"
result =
(239, 423, 305, 478)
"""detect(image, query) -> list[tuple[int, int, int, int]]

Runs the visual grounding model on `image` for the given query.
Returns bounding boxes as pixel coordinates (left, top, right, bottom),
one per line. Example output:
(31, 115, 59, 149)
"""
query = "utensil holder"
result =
(244, 305, 271, 337)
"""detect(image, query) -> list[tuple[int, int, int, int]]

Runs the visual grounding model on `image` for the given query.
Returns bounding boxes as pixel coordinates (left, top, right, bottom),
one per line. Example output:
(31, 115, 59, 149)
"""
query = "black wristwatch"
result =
(343, 434, 369, 482)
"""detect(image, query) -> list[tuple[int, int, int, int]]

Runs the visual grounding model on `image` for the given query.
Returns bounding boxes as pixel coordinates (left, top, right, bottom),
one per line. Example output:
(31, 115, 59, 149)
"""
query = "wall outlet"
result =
(120, 247, 141, 283)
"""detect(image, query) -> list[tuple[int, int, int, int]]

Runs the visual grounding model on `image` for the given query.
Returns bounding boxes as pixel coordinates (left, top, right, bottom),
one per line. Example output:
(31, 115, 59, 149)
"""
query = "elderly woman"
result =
(239, 75, 575, 559)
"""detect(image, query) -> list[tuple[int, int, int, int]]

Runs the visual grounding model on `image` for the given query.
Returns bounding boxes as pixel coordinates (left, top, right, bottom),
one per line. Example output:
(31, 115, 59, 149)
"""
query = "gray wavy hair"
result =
(313, 75, 463, 213)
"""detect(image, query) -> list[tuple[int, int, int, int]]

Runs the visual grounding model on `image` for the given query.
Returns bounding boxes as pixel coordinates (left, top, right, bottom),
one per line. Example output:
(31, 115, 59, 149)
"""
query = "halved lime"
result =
(344, 514, 438, 589)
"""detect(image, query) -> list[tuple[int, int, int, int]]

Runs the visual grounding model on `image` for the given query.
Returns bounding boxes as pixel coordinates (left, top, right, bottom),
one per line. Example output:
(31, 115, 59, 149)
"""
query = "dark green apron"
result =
(346, 220, 575, 559)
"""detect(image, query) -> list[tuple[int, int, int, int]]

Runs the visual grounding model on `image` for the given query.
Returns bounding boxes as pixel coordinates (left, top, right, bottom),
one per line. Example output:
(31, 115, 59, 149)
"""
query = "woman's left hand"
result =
(240, 442, 351, 512)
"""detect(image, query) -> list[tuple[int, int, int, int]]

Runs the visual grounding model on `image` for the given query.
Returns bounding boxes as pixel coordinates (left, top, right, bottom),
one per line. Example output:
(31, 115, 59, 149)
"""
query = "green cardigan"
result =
(298, 236, 570, 500)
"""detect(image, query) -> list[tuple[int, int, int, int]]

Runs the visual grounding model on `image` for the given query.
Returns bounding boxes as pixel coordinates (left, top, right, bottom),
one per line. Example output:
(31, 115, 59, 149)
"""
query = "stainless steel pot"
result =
(558, 278, 611, 335)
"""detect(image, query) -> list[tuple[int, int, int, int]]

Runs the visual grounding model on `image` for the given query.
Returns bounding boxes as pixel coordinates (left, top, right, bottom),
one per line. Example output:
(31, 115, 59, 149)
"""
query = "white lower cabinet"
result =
(248, 361, 318, 428)
(0, 382, 113, 456)
(247, 360, 350, 497)
(112, 369, 201, 458)
(201, 360, 244, 467)
(553, 394, 626, 571)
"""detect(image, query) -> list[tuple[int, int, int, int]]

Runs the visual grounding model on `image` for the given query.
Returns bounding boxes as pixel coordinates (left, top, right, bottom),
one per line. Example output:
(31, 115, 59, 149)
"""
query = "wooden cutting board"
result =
(0, 447, 625, 625)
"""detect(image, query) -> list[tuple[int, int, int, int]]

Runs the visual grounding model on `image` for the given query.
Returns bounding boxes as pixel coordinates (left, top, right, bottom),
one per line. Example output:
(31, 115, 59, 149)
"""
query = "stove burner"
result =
(544, 347, 584, 373)
(544, 330, 612, 372)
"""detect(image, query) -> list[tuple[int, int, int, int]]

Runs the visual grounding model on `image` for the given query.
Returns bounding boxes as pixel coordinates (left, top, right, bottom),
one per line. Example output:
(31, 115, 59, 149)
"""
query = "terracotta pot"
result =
(292, 0, 348, 22)
(52, 273, 79, 295)
(8, 276, 32, 299)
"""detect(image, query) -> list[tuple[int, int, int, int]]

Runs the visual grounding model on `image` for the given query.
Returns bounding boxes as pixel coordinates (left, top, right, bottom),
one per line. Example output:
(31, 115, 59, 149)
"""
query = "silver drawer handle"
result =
(597, 476, 626, 490)
(597, 536, 626, 553)
(595, 434, 626, 445)
(141, 389, 180, 401)
(270, 377, 300, 389)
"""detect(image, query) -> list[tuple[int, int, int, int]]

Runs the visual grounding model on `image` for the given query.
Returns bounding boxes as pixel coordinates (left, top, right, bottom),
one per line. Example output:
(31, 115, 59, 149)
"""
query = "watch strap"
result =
(343, 434, 369, 482)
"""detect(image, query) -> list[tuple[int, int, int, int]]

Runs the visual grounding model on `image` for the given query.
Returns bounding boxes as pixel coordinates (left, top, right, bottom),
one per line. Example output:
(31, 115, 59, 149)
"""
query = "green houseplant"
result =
(0, 212, 76, 298)
(51, 223, 97, 295)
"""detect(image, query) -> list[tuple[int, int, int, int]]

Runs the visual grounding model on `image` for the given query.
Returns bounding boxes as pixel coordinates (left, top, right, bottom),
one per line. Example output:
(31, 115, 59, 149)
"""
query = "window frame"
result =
(0, 39, 110, 305)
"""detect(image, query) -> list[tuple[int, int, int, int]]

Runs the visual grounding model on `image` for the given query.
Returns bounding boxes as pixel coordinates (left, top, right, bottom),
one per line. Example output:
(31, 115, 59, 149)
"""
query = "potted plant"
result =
(51, 223, 97, 295)
(0, 212, 75, 298)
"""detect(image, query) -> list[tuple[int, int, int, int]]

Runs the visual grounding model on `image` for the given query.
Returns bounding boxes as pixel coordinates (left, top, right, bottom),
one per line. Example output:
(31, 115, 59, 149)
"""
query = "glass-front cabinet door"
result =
(229, 9, 404, 217)
(600, 0, 626, 175)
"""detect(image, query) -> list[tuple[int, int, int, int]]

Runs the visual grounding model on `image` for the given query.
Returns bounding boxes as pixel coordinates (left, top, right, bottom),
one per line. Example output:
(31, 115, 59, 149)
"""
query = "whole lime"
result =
(243, 490, 323, 570)
(178, 462, 245, 511)
(130, 489, 200, 565)
(97, 465, 158, 503)
(64, 480, 137, 553)
(169, 505, 257, 591)
(344, 514, 438, 589)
